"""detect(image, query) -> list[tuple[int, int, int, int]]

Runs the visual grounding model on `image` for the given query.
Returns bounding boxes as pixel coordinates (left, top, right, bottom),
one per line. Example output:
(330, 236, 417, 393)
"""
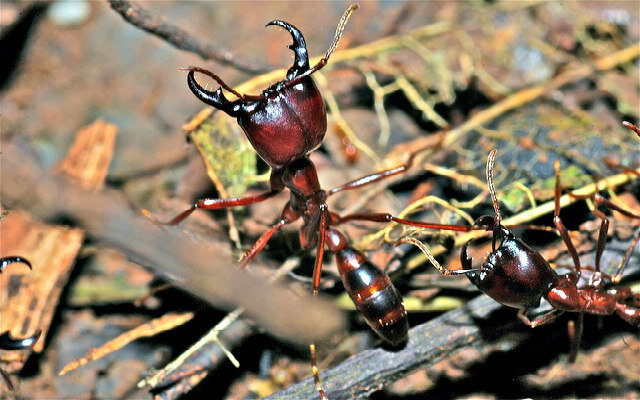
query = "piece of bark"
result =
(1, 119, 118, 372)
(0, 211, 84, 371)
(265, 295, 508, 399)
(1, 141, 346, 345)
(54, 119, 118, 190)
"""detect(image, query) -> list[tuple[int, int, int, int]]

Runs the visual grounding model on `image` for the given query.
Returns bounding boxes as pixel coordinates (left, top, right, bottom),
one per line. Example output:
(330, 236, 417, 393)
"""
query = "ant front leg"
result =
(148, 172, 285, 226)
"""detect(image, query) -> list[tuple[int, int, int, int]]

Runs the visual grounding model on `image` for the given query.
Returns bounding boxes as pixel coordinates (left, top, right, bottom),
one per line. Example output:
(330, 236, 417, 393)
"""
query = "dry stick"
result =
(269, 239, 640, 399)
(148, 259, 300, 399)
(388, 42, 640, 160)
(440, 43, 640, 149)
(1, 143, 345, 345)
(266, 295, 504, 400)
(107, 0, 268, 74)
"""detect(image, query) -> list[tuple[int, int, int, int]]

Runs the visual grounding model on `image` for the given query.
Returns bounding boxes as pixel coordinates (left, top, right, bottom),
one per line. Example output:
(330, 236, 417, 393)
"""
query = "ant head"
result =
(185, 6, 358, 169)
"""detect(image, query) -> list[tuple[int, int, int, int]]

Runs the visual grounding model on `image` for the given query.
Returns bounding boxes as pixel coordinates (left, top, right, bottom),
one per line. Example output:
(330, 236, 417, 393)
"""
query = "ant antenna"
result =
(486, 149, 501, 226)
(325, 4, 359, 61)
(284, 4, 359, 87)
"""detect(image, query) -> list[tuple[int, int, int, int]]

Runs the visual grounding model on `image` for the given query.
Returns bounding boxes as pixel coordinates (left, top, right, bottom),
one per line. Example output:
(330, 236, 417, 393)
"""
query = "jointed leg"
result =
(567, 313, 584, 363)
(310, 204, 330, 400)
(591, 209, 609, 273)
(326, 153, 416, 196)
(517, 308, 564, 328)
(554, 161, 582, 276)
(148, 189, 281, 226)
(334, 212, 476, 232)
(238, 219, 288, 269)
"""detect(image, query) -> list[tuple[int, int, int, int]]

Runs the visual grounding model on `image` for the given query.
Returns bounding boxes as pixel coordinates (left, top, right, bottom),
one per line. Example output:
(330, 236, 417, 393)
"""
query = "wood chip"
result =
(0, 211, 84, 371)
(54, 119, 118, 190)
(1, 119, 117, 372)
(58, 312, 194, 376)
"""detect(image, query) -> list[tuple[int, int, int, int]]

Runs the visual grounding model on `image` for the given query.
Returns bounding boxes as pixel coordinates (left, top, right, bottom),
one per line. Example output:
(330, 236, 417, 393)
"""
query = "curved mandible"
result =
(265, 20, 310, 80)
(0, 330, 41, 351)
(186, 69, 244, 117)
(0, 256, 32, 273)
(460, 241, 475, 270)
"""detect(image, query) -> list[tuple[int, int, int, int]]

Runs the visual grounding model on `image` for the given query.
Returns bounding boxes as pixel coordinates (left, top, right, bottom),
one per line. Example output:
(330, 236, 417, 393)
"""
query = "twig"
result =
(1, 141, 345, 345)
(266, 295, 507, 399)
(107, 0, 268, 74)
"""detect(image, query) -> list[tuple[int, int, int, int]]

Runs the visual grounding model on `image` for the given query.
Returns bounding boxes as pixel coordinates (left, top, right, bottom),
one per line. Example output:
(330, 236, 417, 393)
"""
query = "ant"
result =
(0, 257, 42, 391)
(413, 147, 640, 361)
(150, 5, 483, 398)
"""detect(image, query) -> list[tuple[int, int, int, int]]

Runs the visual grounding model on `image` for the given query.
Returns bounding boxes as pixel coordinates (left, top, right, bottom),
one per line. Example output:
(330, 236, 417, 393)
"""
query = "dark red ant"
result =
(414, 148, 640, 360)
(0, 257, 42, 390)
(150, 6, 483, 398)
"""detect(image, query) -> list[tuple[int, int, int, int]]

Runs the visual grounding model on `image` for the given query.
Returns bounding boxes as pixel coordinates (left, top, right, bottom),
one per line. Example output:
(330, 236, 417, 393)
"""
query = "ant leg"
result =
(335, 212, 476, 232)
(238, 203, 300, 268)
(326, 153, 416, 196)
(310, 205, 329, 400)
(591, 209, 609, 273)
(517, 308, 564, 328)
(567, 313, 584, 363)
(613, 229, 640, 283)
(238, 220, 287, 269)
(147, 189, 281, 226)
(554, 161, 582, 276)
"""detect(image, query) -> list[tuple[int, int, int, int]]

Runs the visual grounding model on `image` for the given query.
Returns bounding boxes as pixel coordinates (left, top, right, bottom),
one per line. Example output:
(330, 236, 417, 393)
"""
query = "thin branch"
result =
(107, 0, 268, 74)
(1, 141, 345, 346)
(266, 295, 507, 399)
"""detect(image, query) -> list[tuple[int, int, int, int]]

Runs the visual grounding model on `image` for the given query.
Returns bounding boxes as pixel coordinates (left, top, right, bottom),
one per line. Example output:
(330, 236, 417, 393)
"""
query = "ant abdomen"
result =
(326, 228, 408, 346)
(336, 248, 408, 346)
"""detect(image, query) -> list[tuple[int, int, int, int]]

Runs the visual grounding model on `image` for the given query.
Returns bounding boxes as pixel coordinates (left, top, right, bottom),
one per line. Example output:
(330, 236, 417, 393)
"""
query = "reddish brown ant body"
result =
(153, 6, 481, 398)
(418, 148, 640, 360)
(0, 257, 42, 390)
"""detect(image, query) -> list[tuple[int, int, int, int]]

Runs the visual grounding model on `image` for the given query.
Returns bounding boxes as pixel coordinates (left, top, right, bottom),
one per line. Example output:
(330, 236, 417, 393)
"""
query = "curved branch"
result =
(107, 0, 269, 74)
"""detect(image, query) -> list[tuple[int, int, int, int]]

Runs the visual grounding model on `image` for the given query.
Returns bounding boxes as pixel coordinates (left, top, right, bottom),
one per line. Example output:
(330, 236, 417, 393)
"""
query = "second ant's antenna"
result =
(486, 149, 502, 226)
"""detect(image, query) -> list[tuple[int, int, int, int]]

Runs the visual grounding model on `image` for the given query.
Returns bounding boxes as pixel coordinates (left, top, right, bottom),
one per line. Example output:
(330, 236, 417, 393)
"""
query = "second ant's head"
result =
(461, 151, 559, 309)
(186, 21, 327, 169)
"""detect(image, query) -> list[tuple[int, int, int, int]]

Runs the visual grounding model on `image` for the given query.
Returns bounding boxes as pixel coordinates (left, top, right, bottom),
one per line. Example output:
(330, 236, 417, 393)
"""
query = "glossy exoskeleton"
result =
(410, 147, 640, 359)
(471, 149, 639, 321)
(153, 6, 480, 398)
(0, 257, 42, 390)
(421, 149, 640, 359)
